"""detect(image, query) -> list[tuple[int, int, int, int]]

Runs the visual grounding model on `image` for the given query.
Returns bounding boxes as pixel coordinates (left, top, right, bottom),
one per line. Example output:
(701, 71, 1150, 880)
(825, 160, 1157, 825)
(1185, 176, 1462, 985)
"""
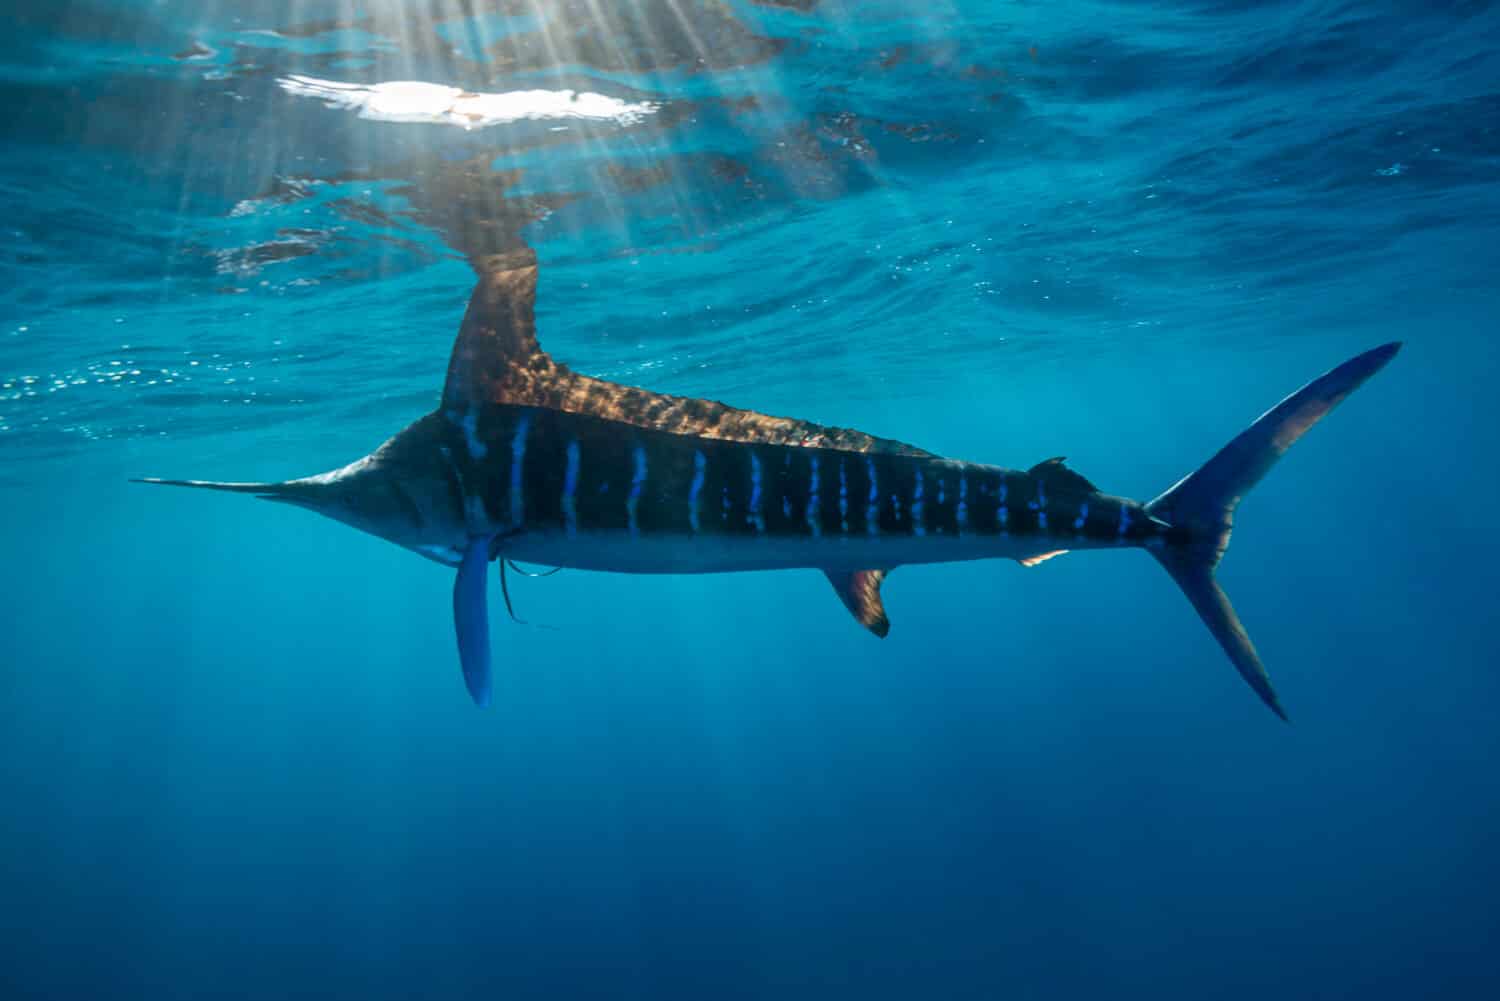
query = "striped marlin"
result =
(137, 248, 1400, 717)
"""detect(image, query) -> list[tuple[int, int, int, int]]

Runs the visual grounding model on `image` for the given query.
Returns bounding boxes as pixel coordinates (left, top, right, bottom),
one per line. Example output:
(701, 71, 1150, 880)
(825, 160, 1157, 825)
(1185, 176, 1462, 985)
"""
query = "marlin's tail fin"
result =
(1145, 342, 1402, 719)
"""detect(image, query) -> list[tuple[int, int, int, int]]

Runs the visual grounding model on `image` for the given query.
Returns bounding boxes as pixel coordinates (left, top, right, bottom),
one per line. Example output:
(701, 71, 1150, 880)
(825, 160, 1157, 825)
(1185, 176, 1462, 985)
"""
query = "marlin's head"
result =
(134, 412, 469, 563)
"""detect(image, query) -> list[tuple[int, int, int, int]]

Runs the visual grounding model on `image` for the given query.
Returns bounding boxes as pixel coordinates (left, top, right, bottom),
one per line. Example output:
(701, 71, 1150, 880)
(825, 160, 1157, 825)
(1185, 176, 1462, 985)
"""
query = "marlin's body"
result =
(140, 249, 1401, 717)
(390, 405, 1156, 574)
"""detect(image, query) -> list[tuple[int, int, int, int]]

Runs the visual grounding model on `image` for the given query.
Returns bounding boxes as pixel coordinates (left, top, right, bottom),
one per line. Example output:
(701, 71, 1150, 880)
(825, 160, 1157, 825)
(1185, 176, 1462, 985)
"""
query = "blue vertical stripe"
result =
(838, 461, 849, 532)
(912, 468, 927, 536)
(509, 412, 531, 528)
(957, 471, 969, 534)
(562, 439, 580, 537)
(455, 407, 487, 459)
(748, 453, 765, 533)
(627, 444, 647, 538)
(807, 455, 822, 538)
(689, 450, 706, 533)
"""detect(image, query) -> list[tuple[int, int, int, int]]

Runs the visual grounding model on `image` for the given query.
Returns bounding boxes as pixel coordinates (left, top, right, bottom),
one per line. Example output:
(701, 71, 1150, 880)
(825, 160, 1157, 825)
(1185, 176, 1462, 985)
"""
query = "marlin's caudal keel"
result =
(134, 256, 1400, 717)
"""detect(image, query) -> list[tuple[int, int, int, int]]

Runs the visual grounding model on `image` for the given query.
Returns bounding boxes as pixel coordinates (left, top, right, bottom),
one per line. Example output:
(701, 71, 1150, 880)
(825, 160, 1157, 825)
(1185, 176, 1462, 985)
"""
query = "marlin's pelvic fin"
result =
(1146, 341, 1403, 720)
(454, 537, 494, 707)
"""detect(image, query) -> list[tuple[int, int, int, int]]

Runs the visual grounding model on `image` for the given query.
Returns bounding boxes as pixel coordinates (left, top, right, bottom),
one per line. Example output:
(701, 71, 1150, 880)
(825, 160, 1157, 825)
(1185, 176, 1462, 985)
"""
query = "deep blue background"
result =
(3, 2, 1499, 999)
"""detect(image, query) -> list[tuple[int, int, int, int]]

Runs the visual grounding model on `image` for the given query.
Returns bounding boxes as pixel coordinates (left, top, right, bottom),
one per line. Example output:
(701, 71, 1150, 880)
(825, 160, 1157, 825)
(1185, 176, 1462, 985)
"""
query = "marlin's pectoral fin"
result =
(454, 536, 494, 707)
(824, 569, 893, 638)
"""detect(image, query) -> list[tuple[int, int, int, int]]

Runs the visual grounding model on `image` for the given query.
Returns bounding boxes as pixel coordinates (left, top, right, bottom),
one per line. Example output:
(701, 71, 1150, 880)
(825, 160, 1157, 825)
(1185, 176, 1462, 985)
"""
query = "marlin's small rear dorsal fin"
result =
(824, 569, 893, 637)
(1027, 457, 1099, 494)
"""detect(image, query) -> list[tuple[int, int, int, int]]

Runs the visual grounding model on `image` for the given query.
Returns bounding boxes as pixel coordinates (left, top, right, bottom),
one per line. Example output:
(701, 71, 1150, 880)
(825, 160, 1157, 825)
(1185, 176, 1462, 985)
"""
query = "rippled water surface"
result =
(3, 2, 1499, 999)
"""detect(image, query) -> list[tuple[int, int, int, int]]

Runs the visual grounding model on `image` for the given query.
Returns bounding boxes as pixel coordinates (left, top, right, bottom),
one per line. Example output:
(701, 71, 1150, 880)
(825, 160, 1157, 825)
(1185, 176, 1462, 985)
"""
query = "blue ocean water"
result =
(3, 1, 1499, 998)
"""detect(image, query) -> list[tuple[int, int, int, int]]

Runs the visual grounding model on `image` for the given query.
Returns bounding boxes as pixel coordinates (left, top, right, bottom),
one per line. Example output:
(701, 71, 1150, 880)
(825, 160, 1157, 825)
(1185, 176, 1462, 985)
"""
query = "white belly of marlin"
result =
(135, 253, 1401, 720)
(507, 527, 1103, 575)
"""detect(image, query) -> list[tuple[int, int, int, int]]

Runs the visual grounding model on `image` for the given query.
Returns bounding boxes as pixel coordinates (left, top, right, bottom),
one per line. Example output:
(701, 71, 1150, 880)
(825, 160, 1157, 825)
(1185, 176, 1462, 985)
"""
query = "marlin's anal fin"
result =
(824, 569, 893, 637)
(454, 536, 494, 707)
(1018, 549, 1068, 568)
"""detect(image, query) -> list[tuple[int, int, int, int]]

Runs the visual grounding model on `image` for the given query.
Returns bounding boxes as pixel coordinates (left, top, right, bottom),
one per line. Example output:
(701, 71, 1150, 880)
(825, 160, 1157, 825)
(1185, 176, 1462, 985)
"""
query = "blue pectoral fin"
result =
(454, 536, 494, 707)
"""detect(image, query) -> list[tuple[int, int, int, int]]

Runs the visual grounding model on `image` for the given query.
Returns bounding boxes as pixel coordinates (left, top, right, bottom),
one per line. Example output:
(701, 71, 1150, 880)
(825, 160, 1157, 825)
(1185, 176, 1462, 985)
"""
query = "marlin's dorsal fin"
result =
(441, 252, 936, 457)
(824, 569, 893, 637)
(441, 248, 552, 413)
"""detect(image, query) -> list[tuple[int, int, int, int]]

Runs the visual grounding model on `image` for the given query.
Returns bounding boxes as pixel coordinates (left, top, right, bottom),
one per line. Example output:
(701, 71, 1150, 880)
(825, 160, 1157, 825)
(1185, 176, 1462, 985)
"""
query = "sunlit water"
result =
(3, 2, 1499, 999)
